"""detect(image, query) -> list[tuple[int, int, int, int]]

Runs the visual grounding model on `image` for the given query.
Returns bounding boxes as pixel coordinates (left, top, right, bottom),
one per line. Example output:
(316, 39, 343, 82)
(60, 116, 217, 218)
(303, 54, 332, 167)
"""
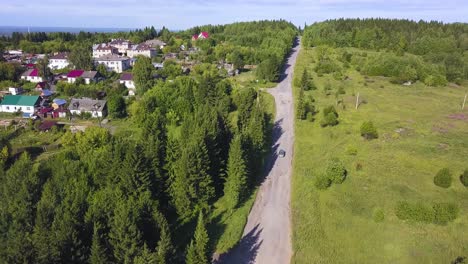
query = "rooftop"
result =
(69, 98, 107, 112)
(95, 54, 130, 61)
(67, 70, 85, 78)
(120, 73, 133, 81)
(1, 95, 39, 106)
(81, 71, 98, 79)
(50, 52, 69, 60)
(22, 68, 38, 77)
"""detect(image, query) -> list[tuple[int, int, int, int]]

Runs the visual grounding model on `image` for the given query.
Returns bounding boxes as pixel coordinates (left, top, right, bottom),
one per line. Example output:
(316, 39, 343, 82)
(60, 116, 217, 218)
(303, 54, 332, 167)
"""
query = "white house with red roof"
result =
(67, 70, 98, 84)
(48, 52, 70, 70)
(192, 32, 210, 41)
(20, 69, 43, 83)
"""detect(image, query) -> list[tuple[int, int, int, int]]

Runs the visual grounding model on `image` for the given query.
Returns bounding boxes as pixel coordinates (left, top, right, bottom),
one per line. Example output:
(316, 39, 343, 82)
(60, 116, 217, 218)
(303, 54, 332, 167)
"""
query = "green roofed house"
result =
(0, 95, 40, 117)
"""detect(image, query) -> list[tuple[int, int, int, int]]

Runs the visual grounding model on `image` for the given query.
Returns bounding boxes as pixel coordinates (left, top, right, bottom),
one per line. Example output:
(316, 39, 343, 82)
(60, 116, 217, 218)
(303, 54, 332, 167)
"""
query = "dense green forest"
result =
(0, 21, 297, 264)
(303, 19, 468, 85)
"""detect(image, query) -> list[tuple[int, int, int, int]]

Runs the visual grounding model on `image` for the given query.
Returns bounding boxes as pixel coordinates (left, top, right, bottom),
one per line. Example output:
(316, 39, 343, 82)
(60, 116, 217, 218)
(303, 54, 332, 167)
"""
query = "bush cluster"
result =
(360, 121, 378, 140)
(395, 201, 459, 225)
(320, 105, 339, 127)
(460, 170, 468, 187)
(314, 158, 347, 190)
(434, 168, 452, 188)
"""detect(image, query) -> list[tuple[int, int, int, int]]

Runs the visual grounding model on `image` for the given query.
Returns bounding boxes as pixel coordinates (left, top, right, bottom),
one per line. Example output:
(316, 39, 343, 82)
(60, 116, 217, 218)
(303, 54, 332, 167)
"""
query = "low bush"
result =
(434, 168, 452, 188)
(320, 105, 339, 127)
(373, 208, 385, 223)
(314, 174, 332, 190)
(460, 170, 468, 187)
(360, 121, 378, 140)
(326, 158, 347, 184)
(395, 201, 459, 225)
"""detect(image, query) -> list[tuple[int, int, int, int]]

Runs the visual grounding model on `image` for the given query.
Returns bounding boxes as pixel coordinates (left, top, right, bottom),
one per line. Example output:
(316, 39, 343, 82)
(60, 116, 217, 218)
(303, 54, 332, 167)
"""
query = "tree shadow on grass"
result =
(213, 224, 263, 264)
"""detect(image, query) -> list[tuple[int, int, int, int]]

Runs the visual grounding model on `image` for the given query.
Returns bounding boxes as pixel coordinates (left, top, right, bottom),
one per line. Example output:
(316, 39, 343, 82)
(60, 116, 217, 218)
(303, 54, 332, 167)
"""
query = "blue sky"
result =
(0, 0, 467, 29)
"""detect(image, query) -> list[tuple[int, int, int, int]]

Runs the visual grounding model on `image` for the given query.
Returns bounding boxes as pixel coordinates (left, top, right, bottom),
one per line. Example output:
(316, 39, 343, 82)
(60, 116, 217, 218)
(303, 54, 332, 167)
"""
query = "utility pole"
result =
(355, 92, 360, 110)
(462, 92, 467, 111)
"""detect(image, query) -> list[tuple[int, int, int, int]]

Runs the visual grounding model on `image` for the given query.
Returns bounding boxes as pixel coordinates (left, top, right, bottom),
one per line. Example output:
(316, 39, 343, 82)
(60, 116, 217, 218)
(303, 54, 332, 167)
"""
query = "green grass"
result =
(230, 70, 277, 89)
(292, 47, 468, 264)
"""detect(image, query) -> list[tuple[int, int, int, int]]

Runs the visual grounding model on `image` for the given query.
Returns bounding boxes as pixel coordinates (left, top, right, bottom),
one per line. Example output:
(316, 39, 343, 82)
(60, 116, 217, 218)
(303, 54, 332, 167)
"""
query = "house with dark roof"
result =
(20, 69, 43, 83)
(92, 44, 118, 58)
(0, 95, 40, 116)
(35, 82, 50, 91)
(67, 70, 98, 84)
(119, 73, 135, 95)
(145, 39, 166, 49)
(109, 39, 133, 54)
(68, 98, 107, 118)
(48, 52, 70, 70)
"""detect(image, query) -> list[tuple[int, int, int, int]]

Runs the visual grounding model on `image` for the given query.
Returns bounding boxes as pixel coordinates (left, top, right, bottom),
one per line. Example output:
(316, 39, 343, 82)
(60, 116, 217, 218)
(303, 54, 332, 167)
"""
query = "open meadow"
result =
(292, 47, 468, 263)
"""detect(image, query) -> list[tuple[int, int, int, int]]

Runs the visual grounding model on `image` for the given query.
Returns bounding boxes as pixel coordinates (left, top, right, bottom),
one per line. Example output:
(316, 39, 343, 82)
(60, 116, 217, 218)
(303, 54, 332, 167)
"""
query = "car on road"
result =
(278, 149, 286, 158)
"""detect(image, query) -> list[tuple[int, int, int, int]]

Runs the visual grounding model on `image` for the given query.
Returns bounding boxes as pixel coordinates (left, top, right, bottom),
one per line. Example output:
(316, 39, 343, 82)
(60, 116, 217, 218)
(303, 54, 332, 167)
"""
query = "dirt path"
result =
(215, 38, 300, 264)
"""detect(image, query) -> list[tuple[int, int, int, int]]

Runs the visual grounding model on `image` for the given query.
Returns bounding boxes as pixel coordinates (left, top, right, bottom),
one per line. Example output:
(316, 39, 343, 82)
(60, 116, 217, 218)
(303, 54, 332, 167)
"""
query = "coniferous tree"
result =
(109, 198, 142, 263)
(186, 212, 209, 264)
(133, 55, 154, 94)
(223, 135, 248, 209)
(90, 223, 109, 264)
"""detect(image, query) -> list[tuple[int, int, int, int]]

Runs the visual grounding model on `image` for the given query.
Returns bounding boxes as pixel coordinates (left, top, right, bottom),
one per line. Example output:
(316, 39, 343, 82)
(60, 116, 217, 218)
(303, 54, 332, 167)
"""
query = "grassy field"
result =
(292, 47, 468, 263)
(230, 69, 277, 89)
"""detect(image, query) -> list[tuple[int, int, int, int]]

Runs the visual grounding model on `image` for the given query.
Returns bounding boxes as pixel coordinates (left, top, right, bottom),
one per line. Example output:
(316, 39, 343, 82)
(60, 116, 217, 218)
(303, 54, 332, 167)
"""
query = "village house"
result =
(68, 98, 107, 118)
(127, 44, 157, 58)
(67, 70, 98, 84)
(119, 73, 136, 95)
(94, 54, 131, 73)
(48, 52, 70, 70)
(109, 39, 133, 55)
(20, 69, 43, 83)
(145, 39, 166, 49)
(192, 31, 210, 41)
(0, 95, 40, 117)
(92, 44, 118, 58)
(35, 82, 50, 91)
(8, 87, 23, 95)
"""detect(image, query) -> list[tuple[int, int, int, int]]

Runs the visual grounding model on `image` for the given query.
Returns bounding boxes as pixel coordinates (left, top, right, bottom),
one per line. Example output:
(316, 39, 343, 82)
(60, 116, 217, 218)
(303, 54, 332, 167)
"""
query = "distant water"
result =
(0, 26, 135, 36)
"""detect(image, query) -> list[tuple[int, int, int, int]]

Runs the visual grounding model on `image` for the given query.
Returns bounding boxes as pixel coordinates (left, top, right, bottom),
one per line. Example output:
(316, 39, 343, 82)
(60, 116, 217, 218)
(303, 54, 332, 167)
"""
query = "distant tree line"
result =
(303, 19, 468, 84)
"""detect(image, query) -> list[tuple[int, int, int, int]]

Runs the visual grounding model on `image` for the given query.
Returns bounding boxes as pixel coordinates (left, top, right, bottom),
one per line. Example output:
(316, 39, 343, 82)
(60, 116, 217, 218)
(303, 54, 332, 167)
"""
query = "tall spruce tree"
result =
(186, 212, 209, 264)
(223, 135, 248, 209)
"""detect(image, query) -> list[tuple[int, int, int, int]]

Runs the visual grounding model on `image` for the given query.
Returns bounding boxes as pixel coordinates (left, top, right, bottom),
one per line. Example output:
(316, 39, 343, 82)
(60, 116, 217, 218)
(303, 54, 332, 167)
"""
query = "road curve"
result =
(215, 37, 300, 264)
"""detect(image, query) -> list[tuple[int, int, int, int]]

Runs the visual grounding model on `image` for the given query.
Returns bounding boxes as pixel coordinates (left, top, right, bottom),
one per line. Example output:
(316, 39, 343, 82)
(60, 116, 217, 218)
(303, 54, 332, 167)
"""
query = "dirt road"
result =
(215, 38, 300, 264)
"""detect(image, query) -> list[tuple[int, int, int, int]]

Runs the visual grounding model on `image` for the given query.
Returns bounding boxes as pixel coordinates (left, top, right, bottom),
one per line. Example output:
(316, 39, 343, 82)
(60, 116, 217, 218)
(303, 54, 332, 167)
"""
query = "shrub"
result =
(345, 146, 358, 156)
(395, 201, 459, 225)
(356, 162, 363, 171)
(360, 121, 378, 140)
(326, 158, 347, 184)
(432, 202, 459, 225)
(373, 208, 385, 223)
(306, 112, 315, 122)
(460, 170, 468, 187)
(395, 201, 434, 223)
(434, 168, 452, 188)
(314, 174, 332, 190)
(320, 106, 339, 127)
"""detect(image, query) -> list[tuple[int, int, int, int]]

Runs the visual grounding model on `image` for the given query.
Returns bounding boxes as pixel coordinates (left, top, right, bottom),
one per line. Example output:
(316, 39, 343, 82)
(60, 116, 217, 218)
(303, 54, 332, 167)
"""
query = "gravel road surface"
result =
(215, 37, 300, 264)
